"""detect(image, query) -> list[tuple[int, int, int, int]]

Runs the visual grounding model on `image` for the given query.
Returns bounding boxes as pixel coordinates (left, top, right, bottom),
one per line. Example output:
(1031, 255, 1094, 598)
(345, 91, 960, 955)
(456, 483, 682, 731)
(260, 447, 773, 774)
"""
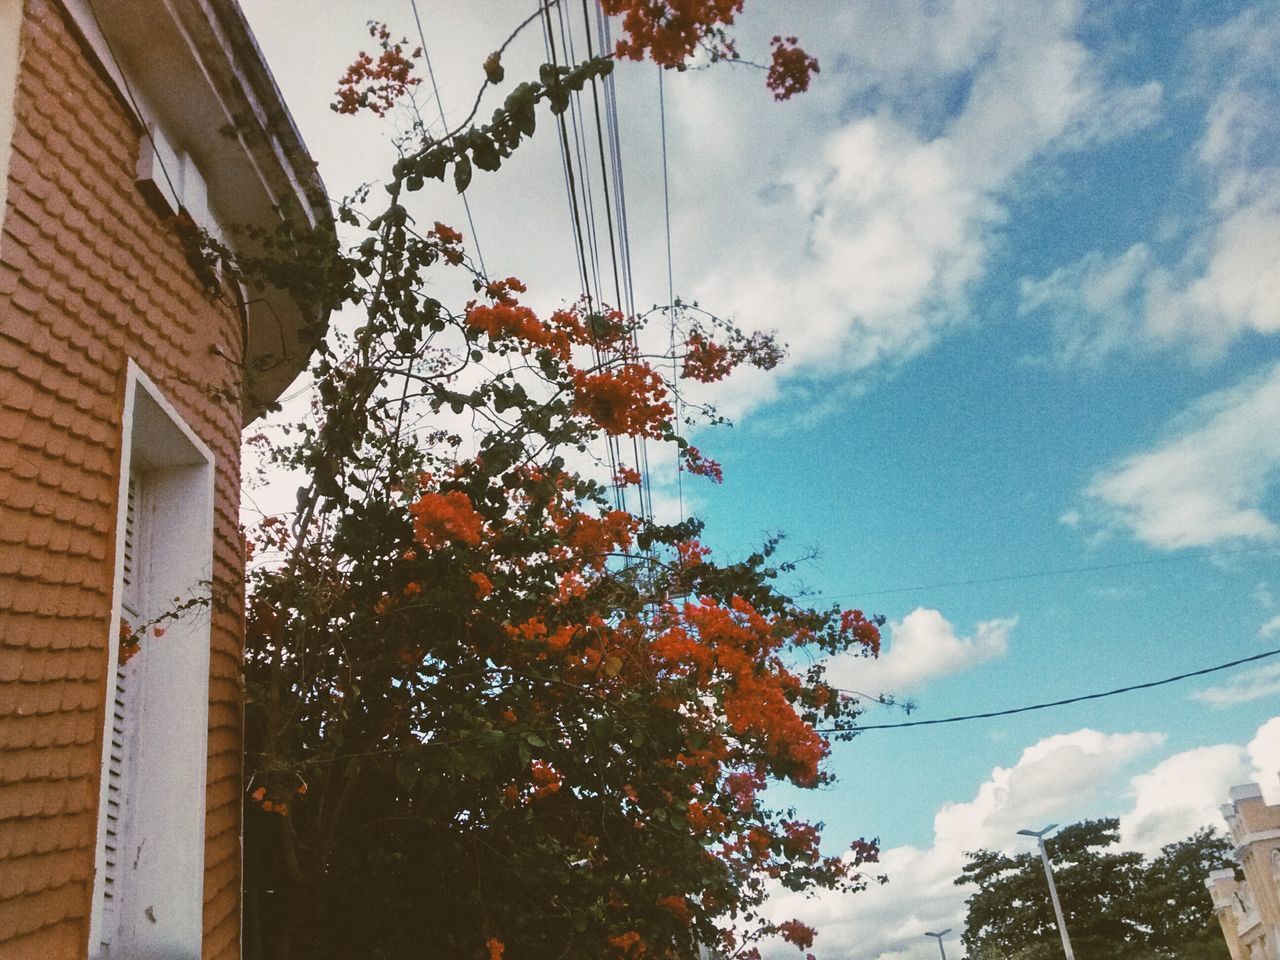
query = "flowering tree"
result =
(224, 4, 880, 959)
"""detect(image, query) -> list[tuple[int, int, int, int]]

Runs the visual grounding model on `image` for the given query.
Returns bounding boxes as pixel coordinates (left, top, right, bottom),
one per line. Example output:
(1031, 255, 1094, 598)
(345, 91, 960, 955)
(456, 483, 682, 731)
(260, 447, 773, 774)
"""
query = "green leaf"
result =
(453, 154, 473, 193)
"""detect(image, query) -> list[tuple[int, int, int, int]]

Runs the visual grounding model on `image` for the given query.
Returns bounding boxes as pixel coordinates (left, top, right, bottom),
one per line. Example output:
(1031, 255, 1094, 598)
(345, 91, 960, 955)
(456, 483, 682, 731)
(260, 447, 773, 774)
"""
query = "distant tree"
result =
(1135, 828, 1236, 959)
(956, 819, 1234, 960)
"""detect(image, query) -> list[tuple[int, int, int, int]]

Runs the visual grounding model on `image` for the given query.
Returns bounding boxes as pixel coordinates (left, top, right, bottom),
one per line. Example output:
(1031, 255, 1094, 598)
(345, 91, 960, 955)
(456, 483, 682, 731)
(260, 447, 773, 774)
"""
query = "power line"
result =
(656, 67, 684, 521)
(809, 543, 1280, 603)
(825, 647, 1280, 732)
(410, 0, 488, 278)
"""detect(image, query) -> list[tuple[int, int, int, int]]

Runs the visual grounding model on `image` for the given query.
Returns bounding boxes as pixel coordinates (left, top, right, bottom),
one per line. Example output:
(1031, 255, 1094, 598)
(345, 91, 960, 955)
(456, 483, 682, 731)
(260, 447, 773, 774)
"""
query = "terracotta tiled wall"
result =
(0, 2, 246, 957)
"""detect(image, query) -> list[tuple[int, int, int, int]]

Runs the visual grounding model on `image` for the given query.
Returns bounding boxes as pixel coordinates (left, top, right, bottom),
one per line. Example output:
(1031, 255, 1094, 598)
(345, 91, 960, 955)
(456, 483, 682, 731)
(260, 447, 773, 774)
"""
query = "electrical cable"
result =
(823, 647, 1280, 732)
(82, 0, 182, 209)
(539, 1, 631, 515)
(410, 0, 488, 278)
(539, 1, 596, 310)
(807, 543, 1280, 604)
(582, 0, 654, 523)
(657, 67, 683, 521)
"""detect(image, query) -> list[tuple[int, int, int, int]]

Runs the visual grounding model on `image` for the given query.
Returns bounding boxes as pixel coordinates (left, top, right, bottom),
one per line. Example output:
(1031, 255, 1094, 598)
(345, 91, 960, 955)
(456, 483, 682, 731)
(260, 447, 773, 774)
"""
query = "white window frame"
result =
(90, 360, 216, 960)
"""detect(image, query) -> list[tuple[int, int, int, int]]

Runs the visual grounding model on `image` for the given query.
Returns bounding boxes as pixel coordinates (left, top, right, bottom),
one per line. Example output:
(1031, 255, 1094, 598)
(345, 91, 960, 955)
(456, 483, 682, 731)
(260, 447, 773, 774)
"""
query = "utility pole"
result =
(1017, 824, 1075, 960)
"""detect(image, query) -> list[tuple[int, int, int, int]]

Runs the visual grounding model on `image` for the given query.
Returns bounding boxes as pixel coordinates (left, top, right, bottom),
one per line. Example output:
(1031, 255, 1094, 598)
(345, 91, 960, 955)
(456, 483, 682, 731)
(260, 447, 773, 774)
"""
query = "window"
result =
(90, 362, 215, 959)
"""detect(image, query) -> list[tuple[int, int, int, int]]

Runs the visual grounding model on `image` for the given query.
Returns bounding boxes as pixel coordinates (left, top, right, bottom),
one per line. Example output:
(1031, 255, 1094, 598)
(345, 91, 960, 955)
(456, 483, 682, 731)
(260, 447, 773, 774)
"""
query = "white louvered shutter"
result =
(99, 476, 143, 955)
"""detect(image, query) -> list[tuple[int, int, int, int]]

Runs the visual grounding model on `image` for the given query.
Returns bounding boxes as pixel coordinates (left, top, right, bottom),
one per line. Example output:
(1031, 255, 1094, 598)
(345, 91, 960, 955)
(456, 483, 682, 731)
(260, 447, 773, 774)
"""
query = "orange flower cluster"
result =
(250, 785, 291, 817)
(840, 608, 881, 655)
(466, 301, 574, 359)
(656, 895, 692, 925)
(571, 364, 673, 438)
(603, 0, 744, 67)
(409, 490, 484, 550)
(676, 539, 710, 567)
(332, 22, 422, 116)
(561, 509, 637, 568)
(529, 760, 563, 800)
(651, 597, 830, 786)
(613, 466, 642, 487)
(607, 929, 645, 957)
(780, 820, 820, 860)
(118, 617, 140, 666)
(686, 799, 727, 836)
(429, 222, 465, 265)
(766, 36, 819, 102)
(775, 919, 816, 950)
(682, 333, 734, 383)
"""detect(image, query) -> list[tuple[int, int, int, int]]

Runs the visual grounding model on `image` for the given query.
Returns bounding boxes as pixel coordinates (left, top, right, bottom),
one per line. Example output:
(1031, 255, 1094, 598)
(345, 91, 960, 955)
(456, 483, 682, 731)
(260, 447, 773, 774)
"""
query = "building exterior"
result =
(1207, 782, 1280, 960)
(0, 0, 328, 956)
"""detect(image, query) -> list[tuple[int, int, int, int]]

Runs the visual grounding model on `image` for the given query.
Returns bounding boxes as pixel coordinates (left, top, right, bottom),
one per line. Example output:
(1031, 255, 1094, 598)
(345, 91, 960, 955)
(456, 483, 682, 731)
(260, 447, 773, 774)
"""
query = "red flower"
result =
(766, 37, 819, 102)
(840, 609, 881, 655)
(571, 364, 673, 438)
(332, 22, 423, 116)
(613, 466, 642, 487)
(409, 491, 484, 549)
(682, 333, 734, 383)
(530, 760, 562, 800)
(777, 919, 816, 950)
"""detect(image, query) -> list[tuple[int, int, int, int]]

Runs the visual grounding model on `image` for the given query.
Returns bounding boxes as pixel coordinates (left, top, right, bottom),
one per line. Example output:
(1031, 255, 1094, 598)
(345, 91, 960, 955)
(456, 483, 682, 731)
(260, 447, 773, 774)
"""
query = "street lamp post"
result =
(1017, 824, 1075, 960)
(923, 929, 951, 960)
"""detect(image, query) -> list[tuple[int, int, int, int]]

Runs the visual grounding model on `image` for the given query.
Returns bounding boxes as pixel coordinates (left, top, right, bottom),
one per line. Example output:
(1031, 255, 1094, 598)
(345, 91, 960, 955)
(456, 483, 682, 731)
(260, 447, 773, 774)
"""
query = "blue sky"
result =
(240, 1, 1280, 956)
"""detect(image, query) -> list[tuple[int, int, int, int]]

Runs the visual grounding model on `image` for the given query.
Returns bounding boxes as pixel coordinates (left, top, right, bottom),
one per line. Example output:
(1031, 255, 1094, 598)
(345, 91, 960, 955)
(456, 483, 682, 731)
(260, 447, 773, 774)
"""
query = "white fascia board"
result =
(56, 0, 332, 415)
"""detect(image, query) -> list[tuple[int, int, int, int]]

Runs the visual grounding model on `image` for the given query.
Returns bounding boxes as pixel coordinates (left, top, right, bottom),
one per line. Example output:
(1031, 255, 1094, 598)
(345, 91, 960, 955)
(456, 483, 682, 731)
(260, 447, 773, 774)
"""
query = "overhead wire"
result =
(807, 543, 1280, 604)
(656, 66, 683, 521)
(539, 1, 597, 311)
(557, 1, 607, 308)
(581, 0, 654, 523)
(410, 0, 488, 278)
(538, 0, 630, 514)
(555, 0, 631, 515)
(824, 646, 1280, 732)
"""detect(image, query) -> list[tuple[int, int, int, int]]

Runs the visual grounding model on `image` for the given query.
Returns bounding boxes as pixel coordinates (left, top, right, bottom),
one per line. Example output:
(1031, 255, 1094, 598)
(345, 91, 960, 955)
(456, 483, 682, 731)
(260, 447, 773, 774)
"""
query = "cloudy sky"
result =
(239, 1, 1280, 957)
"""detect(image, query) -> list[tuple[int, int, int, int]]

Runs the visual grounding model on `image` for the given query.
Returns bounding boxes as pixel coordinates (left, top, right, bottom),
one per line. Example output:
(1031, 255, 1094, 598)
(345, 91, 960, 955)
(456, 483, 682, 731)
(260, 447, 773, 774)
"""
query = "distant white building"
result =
(1207, 780, 1280, 960)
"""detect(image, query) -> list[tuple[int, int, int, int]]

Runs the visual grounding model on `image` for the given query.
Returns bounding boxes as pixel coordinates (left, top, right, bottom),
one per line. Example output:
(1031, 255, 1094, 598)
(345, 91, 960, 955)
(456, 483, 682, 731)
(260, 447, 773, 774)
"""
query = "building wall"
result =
(0, 1, 246, 956)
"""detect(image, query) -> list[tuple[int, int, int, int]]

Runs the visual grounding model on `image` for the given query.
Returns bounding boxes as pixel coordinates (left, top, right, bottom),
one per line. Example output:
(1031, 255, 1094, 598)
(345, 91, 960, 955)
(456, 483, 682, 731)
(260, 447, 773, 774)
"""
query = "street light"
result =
(1017, 824, 1075, 960)
(923, 929, 951, 960)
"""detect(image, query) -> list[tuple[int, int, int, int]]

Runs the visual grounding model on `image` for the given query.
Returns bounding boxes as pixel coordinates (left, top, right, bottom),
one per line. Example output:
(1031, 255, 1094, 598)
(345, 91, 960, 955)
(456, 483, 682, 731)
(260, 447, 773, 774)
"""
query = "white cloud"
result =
(1078, 360, 1280, 549)
(1020, 6, 1280, 362)
(1261, 615, 1280, 639)
(1246, 717, 1280, 801)
(766, 718, 1280, 960)
(765, 729, 1162, 960)
(670, 0, 1161, 420)
(1119, 745, 1251, 856)
(1193, 664, 1280, 710)
(826, 608, 1014, 695)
